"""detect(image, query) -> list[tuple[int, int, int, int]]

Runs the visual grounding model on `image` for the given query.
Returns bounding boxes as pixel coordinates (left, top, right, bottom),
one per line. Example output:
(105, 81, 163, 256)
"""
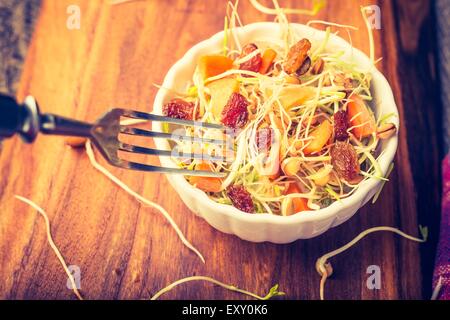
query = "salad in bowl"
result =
(153, 8, 398, 242)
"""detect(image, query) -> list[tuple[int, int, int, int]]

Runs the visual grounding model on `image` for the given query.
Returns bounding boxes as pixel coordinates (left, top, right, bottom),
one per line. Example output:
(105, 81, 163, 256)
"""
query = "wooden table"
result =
(0, 0, 442, 300)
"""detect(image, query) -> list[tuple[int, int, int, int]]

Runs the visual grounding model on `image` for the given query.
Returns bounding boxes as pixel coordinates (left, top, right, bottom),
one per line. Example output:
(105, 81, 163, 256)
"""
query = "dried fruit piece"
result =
(207, 77, 239, 119)
(347, 94, 376, 139)
(256, 127, 273, 152)
(163, 98, 197, 120)
(303, 120, 333, 155)
(296, 56, 311, 76)
(283, 39, 311, 74)
(311, 58, 325, 75)
(277, 86, 315, 110)
(259, 48, 277, 74)
(189, 162, 223, 193)
(239, 43, 262, 73)
(331, 141, 360, 182)
(333, 110, 349, 141)
(198, 55, 234, 79)
(283, 183, 309, 215)
(221, 92, 249, 128)
(227, 185, 255, 213)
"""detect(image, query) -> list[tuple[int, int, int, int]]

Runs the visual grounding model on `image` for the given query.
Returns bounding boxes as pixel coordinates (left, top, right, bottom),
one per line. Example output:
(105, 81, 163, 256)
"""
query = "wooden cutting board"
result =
(0, 0, 442, 300)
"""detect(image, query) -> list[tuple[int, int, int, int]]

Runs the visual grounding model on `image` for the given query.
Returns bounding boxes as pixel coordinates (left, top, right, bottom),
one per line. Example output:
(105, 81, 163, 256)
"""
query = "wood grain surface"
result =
(0, 0, 443, 300)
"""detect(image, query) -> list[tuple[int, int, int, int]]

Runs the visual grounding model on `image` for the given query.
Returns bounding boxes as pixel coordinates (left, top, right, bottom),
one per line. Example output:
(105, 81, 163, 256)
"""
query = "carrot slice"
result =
(278, 86, 316, 110)
(189, 162, 223, 193)
(347, 94, 376, 139)
(206, 77, 239, 118)
(198, 55, 234, 80)
(286, 183, 309, 213)
(303, 120, 332, 155)
(259, 48, 277, 74)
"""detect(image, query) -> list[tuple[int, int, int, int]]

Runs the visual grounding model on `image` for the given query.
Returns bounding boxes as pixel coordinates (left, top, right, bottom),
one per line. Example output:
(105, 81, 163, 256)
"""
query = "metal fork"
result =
(0, 94, 227, 177)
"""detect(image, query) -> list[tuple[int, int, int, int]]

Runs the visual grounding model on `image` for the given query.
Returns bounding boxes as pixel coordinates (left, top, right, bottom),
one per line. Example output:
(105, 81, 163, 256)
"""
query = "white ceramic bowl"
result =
(153, 22, 399, 243)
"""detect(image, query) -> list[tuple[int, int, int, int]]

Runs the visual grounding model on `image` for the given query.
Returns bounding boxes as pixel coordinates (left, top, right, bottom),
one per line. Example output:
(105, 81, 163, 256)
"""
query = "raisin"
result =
(283, 39, 311, 74)
(227, 185, 255, 213)
(256, 127, 273, 152)
(239, 43, 262, 73)
(221, 92, 249, 128)
(295, 56, 311, 76)
(333, 110, 349, 141)
(331, 141, 360, 182)
(163, 98, 197, 120)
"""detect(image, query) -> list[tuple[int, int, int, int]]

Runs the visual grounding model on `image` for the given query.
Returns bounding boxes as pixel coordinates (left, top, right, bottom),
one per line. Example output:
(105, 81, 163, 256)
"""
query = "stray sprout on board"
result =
(315, 226, 428, 300)
(85, 140, 206, 264)
(14, 195, 84, 301)
(151, 276, 284, 300)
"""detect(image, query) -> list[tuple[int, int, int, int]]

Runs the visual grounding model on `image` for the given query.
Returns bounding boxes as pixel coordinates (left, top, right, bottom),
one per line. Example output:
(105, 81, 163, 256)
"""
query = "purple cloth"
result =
(433, 154, 450, 299)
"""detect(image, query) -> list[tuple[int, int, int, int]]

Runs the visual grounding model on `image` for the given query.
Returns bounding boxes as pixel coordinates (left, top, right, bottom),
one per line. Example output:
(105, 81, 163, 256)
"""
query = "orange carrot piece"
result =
(303, 120, 332, 155)
(189, 162, 223, 193)
(278, 86, 316, 110)
(286, 183, 309, 213)
(198, 55, 234, 80)
(347, 94, 376, 139)
(259, 48, 277, 74)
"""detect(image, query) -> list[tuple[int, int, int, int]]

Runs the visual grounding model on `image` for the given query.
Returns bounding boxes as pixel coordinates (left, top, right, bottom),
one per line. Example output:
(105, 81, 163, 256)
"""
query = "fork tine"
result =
(117, 108, 226, 130)
(118, 142, 226, 162)
(119, 126, 226, 145)
(115, 160, 226, 177)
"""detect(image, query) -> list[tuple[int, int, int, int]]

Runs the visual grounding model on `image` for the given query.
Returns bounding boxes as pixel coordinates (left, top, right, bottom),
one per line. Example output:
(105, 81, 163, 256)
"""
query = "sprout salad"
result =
(161, 1, 396, 215)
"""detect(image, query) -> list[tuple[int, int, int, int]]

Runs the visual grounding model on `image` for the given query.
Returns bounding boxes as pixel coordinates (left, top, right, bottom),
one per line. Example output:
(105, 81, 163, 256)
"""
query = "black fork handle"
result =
(0, 94, 92, 143)
(0, 94, 28, 139)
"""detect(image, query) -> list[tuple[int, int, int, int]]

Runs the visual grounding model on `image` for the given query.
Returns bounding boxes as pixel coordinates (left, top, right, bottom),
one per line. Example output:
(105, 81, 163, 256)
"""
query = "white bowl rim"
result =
(153, 22, 399, 226)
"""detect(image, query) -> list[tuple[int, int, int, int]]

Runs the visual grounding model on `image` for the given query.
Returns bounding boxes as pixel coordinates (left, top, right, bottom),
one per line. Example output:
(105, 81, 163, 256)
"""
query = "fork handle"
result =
(0, 94, 28, 139)
(40, 113, 92, 137)
(0, 94, 92, 142)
